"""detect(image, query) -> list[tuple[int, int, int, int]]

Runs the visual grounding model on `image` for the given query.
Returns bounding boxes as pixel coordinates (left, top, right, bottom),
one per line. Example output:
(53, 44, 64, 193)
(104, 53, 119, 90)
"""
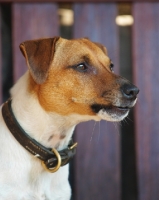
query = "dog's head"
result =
(20, 37, 139, 122)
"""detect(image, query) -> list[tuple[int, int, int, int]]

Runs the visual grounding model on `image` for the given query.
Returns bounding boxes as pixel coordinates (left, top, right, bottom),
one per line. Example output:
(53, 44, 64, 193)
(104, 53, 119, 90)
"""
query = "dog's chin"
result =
(91, 104, 130, 122)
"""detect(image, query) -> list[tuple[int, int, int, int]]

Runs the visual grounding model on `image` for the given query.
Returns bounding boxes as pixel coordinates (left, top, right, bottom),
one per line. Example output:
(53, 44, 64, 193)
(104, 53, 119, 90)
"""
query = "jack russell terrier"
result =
(0, 37, 139, 200)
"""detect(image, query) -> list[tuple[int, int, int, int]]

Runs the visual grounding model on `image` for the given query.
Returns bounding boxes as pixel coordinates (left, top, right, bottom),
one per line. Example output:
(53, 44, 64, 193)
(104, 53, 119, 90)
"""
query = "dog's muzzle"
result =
(91, 82, 139, 121)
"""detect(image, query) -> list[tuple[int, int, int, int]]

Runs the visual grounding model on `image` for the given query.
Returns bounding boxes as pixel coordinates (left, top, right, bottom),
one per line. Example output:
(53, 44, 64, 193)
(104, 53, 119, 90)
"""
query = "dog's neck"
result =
(10, 72, 79, 150)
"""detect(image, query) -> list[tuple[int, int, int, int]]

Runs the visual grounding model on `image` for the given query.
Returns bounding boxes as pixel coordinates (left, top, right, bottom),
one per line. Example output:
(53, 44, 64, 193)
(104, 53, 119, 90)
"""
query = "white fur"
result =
(97, 108, 129, 122)
(0, 72, 101, 200)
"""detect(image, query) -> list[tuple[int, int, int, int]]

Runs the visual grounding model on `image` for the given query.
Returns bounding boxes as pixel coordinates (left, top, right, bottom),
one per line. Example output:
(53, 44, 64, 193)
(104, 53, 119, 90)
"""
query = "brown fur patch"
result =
(60, 134, 66, 140)
(27, 38, 122, 116)
(48, 135, 54, 142)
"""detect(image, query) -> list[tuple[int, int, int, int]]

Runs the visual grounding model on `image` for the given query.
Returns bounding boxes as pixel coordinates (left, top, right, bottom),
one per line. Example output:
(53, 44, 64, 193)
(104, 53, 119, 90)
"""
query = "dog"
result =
(0, 37, 139, 200)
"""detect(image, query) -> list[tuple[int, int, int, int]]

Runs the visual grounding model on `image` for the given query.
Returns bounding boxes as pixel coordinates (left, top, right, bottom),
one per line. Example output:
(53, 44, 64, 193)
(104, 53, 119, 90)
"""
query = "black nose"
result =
(121, 84, 139, 100)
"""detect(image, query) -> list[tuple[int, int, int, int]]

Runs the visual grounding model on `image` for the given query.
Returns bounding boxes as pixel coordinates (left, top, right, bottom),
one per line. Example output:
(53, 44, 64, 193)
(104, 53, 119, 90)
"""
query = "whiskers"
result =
(97, 121, 101, 143)
(122, 115, 133, 126)
(90, 121, 97, 143)
(89, 121, 102, 144)
(89, 119, 129, 147)
(112, 121, 121, 135)
(112, 114, 134, 136)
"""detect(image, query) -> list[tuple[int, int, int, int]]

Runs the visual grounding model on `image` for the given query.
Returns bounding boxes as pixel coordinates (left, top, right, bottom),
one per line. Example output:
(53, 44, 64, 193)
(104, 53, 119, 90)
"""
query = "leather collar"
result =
(2, 99, 77, 173)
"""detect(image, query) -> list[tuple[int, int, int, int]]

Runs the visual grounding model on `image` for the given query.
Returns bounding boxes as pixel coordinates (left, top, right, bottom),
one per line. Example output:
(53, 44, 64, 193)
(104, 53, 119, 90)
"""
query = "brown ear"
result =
(93, 42, 108, 55)
(19, 37, 60, 84)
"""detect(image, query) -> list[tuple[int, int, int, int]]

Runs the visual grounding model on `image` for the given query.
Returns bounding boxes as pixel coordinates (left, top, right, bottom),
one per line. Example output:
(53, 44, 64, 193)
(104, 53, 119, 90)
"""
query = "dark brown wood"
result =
(12, 3, 59, 82)
(0, 6, 2, 104)
(73, 3, 120, 200)
(0, 0, 159, 2)
(132, 3, 159, 200)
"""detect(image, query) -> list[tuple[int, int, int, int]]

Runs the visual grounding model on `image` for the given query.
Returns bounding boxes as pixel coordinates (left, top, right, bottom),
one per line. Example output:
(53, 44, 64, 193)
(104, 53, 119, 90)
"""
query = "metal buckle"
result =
(42, 142, 78, 173)
(69, 142, 78, 150)
(42, 148, 62, 173)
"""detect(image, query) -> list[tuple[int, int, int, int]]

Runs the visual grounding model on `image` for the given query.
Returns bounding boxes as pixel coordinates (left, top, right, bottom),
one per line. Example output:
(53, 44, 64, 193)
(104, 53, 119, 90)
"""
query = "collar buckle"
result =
(42, 142, 78, 173)
(69, 142, 78, 150)
(42, 148, 62, 173)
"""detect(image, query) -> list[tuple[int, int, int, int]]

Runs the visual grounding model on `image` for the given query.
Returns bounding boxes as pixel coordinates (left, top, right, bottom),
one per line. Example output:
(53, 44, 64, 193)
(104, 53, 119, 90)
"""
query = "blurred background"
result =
(0, 1, 159, 200)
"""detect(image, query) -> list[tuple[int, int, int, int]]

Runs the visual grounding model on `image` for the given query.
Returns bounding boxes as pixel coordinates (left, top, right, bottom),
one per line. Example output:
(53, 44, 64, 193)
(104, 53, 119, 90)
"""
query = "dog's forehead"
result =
(54, 38, 110, 67)
(59, 38, 105, 54)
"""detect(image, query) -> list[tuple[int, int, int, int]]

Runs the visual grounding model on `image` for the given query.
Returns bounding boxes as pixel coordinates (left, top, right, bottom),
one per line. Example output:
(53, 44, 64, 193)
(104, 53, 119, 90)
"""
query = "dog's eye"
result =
(75, 63, 88, 72)
(110, 62, 114, 72)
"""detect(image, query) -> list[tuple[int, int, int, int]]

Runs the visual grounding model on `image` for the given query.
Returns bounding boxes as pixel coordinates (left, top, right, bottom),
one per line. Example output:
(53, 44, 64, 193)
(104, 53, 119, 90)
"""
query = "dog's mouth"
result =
(91, 103, 133, 121)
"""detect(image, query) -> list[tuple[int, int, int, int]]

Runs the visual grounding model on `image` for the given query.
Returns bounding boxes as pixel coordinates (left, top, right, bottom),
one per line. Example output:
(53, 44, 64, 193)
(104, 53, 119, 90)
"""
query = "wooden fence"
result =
(0, 1, 159, 200)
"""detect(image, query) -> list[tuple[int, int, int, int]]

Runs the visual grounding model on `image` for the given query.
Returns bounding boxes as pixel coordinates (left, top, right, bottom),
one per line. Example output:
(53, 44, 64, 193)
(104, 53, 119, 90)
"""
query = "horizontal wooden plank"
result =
(132, 3, 159, 200)
(12, 3, 59, 82)
(73, 3, 120, 200)
(0, 0, 158, 2)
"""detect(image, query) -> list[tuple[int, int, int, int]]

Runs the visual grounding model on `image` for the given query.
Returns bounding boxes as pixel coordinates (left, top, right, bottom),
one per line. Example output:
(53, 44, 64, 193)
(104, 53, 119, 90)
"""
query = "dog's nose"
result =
(121, 84, 139, 100)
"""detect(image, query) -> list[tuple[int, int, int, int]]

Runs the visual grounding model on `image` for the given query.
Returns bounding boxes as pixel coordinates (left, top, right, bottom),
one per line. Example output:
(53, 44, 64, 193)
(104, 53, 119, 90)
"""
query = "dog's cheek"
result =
(36, 72, 94, 116)
(38, 90, 95, 116)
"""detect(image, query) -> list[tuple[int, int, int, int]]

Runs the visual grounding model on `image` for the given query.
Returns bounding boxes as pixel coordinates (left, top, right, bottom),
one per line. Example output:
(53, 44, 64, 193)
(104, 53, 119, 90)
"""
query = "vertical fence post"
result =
(12, 3, 59, 82)
(0, 6, 2, 104)
(133, 3, 159, 200)
(73, 3, 120, 200)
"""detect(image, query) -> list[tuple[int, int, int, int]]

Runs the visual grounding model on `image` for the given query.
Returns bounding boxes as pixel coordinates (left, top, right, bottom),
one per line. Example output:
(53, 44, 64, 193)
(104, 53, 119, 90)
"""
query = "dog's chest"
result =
(26, 165, 71, 200)
(0, 115, 71, 199)
(0, 164, 71, 200)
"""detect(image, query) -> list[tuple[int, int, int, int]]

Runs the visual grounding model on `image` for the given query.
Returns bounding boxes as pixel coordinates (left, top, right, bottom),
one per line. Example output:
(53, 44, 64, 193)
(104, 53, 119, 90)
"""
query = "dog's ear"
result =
(19, 37, 60, 84)
(93, 42, 108, 55)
